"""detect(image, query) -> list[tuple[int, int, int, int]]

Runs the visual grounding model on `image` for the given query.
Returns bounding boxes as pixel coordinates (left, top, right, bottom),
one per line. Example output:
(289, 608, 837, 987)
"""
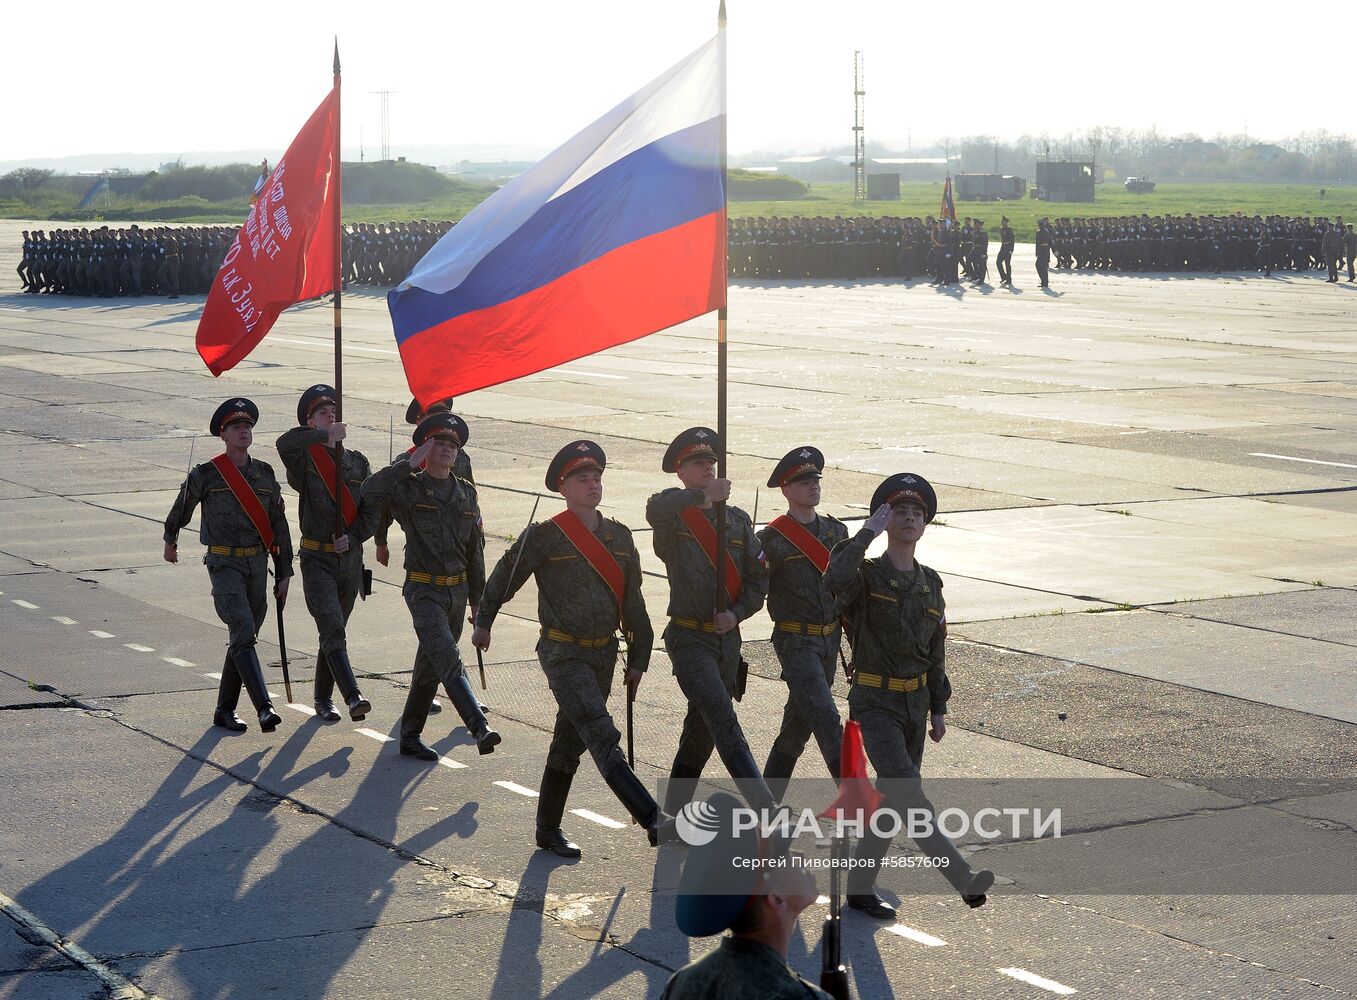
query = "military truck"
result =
(1124, 176, 1156, 193)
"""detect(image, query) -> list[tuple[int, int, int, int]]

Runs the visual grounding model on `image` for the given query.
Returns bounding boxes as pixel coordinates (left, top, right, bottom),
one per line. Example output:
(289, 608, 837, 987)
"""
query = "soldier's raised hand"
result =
(327, 422, 347, 445)
(703, 478, 732, 505)
(864, 503, 892, 536)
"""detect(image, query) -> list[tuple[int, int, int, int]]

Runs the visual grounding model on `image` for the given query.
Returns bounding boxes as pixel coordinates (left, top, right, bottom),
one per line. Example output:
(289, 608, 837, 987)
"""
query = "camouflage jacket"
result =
(757, 513, 849, 626)
(476, 513, 654, 672)
(660, 938, 832, 1000)
(645, 488, 767, 626)
(274, 426, 376, 550)
(361, 455, 485, 605)
(163, 456, 293, 578)
(374, 448, 473, 546)
(825, 529, 948, 715)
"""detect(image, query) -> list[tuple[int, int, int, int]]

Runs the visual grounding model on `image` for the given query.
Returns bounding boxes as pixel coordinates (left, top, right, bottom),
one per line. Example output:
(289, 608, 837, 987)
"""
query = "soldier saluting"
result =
(646, 427, 777, 816)
(163, 398, 293, 733)
(274, 385, 374, 723)
(825, 474, 993, 920)
(759, 447, 848, 802)
(362, 411, 500, 760)
(472, 440, 671, 857)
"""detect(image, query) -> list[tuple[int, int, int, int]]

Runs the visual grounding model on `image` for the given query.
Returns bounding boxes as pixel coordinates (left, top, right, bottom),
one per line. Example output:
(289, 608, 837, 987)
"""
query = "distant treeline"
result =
(0, 160, 494, 219)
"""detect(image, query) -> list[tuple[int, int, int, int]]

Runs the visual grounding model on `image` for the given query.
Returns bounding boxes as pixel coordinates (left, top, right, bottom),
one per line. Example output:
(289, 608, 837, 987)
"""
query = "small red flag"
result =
(819, 720, 884, 826)
(196, 87, 339, 376)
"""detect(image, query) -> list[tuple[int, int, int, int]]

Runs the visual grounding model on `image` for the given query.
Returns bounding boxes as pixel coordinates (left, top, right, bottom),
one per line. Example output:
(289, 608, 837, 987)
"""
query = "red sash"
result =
(678, 506, 743, 603)
(766, 514, 830, 573)
(210, 453, 275, 552)
(551, 510, 626, 622)
(307, 443, 358, 528)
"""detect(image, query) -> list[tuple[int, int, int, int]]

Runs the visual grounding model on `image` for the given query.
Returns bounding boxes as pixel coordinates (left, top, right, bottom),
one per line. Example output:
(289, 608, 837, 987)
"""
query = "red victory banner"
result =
(196, 86, 339, 375)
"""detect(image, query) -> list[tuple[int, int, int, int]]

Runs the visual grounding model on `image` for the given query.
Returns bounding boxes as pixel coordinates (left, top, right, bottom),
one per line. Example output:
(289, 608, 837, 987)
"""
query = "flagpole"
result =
(332, 40, 346, 551)
(714, 0, 730, 623)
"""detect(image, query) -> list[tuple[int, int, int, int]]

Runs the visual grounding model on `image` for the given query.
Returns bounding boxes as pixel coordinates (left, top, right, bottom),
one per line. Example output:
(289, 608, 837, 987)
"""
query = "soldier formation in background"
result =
(18, 215, 1357, 298)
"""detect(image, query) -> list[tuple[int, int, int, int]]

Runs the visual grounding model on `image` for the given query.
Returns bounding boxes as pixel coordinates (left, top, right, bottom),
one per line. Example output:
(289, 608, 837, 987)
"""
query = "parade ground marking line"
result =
(495, 780, 540, 798)
(287, 703, 316, 716)
(886, 923, 948, 948)
(204, 672, 222, 680)
(123, 643, 156, 652)
(89, 630, 116, 638)
(1249, 452, 1357, 470)
(267, 337, 626, 379)
(570, 808, 626, 829)
(438, 757, 468, 771)
(11, 599, 39, 609)
(52, 616, 79, 625)
(162, 656, 195, 667)
(0, 888, 163, 1000)
(356, 727, 395, 743)
(998, 967, 1077, 995)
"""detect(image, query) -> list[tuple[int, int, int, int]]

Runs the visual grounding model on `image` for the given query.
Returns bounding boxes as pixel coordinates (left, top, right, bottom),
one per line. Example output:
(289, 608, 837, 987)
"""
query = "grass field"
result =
(7, 182, 1356, 244)
(730, 182, 1357, 241)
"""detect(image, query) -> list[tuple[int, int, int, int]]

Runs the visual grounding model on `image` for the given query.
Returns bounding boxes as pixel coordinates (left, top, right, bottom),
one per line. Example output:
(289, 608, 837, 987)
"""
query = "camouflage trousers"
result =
(300, 548, 362, 701)
(848, 685, 970, 896)
(207, 553, 268, 658)
(400, 581, 469, 744)
(664, 624, 754, 774)
(539, 638, 625, 777)
(764, 631, 843, 784)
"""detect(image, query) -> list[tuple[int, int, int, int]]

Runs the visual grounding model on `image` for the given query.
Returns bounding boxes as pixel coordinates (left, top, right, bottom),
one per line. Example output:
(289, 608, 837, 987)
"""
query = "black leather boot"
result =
(214, 652, 247, 731)
(234, 647, 281, 732)
(313, 650, 341, 721)
(535, 767, 581, 858)
(446, 674, 500, 754)
(604, 763, 675, 848)
(663, 760, 703, 818)
(761, 748, 798, 805)
(324, 649, 371, 721)
(719, 742, 780, 812)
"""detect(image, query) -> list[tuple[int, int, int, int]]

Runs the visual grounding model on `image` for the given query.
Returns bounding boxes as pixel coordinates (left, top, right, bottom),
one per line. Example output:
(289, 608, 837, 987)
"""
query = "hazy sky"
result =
(4, 0, 1334, 163)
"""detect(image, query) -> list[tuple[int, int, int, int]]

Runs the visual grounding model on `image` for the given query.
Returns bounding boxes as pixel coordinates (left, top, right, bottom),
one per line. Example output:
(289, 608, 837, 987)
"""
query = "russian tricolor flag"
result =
(389, 35, 726, 406)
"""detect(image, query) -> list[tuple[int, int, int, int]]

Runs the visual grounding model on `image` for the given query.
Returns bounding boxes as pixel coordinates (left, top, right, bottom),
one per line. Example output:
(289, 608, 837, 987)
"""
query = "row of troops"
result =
(1045, 214, 1357, 280)
(729, 213, 1357, 285)
(161, 388, 995, 985)
(17, 226, 235, 298)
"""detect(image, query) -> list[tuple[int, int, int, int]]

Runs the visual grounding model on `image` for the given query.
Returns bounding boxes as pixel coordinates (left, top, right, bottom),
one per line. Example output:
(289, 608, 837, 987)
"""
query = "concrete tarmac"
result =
(1, 219, 1354, 999)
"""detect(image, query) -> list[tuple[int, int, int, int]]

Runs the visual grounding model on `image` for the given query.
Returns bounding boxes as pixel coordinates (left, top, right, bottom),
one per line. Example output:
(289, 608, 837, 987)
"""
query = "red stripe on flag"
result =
(397, 210, 725, 405)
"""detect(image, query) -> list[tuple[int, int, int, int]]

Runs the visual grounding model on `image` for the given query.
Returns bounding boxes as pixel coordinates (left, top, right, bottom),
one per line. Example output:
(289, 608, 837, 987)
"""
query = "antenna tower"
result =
(853, 51, 866, 200)
(371, 91, 393, 161)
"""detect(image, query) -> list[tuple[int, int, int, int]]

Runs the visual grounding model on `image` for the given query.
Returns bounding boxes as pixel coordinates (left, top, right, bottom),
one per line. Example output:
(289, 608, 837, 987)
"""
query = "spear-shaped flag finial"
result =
(333, 37, 341, 75)
(718, 0, 726, 28)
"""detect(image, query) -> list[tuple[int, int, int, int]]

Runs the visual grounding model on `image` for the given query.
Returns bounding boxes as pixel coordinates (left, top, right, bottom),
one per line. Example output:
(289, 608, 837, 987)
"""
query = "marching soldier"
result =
(275, 385, 375, 723)
(1035, 218, 1055, 288)
(375, 395, 474, 717)
(646, 427, 777, 816)
(472, 440, 671, 856)
(825, 473, 994, 920)
(362, 412, 500, 760)
(996, 216, 1015, 286)
(163, 399, 293, 733)
(758, 447, 848, 802)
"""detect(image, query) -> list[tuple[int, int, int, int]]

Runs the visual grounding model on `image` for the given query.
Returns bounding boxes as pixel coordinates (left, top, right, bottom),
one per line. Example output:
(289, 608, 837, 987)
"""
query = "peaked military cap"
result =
(768, 446, 824, 489)
(405, 395, 456, 425)
(209, 397, 258, 437)
(297, 384, 338, 426)
(870, 473, 937, 523)
(413, 411, 468, 447)
(662, 427, 719, 474)
(546, 440, 606, 492)
(674, 793, 765, 937)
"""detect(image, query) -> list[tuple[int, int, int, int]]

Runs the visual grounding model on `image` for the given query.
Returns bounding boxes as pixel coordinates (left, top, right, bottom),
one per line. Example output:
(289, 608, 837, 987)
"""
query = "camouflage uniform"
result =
(477, 511, 664, 849)
(163, 457, 293, 718)
(361, 454, 492, 751)
(660, 938, 832, 1000)
(825, 530, 980, 900)
(645, 488, 774, 811)
(274, 426, 375, 711)
(758, 513, 849, 799)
